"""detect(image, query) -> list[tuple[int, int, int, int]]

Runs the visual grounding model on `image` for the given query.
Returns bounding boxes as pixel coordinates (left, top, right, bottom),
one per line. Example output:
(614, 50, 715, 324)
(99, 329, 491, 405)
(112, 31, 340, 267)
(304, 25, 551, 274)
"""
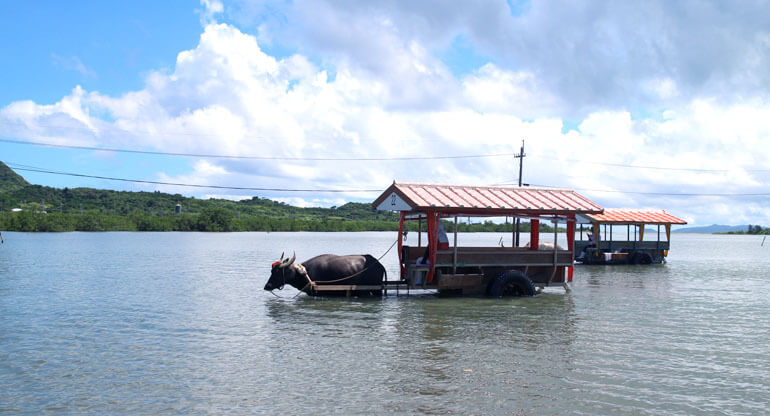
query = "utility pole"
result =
(514, 140, 526, 247)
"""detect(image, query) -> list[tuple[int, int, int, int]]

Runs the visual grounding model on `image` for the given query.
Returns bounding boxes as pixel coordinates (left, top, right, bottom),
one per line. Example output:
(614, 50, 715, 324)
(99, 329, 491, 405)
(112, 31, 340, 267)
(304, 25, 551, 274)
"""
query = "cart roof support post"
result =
(552, 218, 558, 266)
(426, 211, 438, 283)
(418, 217, 422, 247)
(530, 219, 540, 250)
(567, 215, 575, 282)
(398, 212, 405, 279)
(553, 218, 558, 248)
(453, 216, 458, 274)
(609, 223, 613, 252)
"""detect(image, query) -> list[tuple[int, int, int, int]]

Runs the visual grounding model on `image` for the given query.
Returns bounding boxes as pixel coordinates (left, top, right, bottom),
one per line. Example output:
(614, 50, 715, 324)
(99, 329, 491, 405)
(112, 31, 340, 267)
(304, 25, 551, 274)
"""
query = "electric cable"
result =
(0, 137, 516, 161)
(6, 163, 383, 193)
(527, 183, 770, 197)
(3, 135, 769, 172)
(6, 162, 769, 197)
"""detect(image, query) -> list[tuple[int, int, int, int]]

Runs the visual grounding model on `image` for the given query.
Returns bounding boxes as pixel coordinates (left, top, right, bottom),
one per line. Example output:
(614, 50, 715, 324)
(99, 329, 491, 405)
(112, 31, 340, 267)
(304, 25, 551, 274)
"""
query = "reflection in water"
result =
(580, 263, 674, 292)
(372, 295, 578, 414)
(262, 293, 579, 414)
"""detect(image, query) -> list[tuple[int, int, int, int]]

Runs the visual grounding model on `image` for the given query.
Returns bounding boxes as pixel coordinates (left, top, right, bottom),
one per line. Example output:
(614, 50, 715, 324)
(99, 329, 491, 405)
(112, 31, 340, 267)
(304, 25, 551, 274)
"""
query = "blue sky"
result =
(1, 1, 202, 103)
(1, 1, 203, 188)
(2, 0, 770, 225)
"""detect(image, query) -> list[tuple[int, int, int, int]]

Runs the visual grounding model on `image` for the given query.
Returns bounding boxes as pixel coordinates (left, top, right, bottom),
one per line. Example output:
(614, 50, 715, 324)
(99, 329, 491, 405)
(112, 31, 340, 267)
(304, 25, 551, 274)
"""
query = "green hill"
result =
(0, 161, 402, 231)
(0, 161, 537, 233)
(0, 161, 29, 193)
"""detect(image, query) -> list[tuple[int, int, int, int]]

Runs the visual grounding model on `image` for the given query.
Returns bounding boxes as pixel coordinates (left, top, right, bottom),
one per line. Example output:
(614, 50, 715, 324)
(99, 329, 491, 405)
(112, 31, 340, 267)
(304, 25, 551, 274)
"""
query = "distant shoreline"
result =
(0, 211, 563, 234)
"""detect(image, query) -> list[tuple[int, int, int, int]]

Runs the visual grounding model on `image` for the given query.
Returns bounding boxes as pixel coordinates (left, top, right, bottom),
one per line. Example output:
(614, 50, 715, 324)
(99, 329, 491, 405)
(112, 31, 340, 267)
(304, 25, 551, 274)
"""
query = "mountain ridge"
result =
(672, 224, 750, 233)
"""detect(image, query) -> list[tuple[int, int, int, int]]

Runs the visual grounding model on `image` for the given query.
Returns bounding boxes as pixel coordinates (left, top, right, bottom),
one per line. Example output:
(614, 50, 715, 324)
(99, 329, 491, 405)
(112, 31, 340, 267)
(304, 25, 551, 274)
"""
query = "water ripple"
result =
(1, 232, 769, 414)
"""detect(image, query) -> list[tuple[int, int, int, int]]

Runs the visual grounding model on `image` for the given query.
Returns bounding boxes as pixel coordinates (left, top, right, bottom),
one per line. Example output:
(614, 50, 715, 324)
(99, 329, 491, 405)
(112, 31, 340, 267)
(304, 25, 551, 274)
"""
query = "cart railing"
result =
(575, 240, 670, 253)
(402, 245, 573, 268)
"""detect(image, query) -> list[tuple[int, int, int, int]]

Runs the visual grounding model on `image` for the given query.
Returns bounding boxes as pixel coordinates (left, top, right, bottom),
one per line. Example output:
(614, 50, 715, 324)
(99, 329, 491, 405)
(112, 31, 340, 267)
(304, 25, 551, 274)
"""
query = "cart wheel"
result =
(629, 251, 653, 265)
(487, 271, 536, 297)
(638, 252, 653, 264)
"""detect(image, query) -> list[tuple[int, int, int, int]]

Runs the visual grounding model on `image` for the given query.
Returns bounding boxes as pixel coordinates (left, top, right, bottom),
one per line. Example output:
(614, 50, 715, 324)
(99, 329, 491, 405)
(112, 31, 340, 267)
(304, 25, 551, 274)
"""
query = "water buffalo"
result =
(264, 252, 386, 296)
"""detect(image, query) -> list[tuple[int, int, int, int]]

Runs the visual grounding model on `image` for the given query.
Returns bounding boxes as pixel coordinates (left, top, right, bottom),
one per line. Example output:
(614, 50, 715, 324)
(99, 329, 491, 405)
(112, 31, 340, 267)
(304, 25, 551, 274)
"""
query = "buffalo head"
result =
(264, 252, 305, 291)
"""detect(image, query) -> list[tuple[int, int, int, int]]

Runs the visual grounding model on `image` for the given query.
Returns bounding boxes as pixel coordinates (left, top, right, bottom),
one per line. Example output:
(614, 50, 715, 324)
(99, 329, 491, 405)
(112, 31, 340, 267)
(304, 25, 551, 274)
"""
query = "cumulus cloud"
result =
(232, 0, 770, 114)
(2, 7, 770, 225)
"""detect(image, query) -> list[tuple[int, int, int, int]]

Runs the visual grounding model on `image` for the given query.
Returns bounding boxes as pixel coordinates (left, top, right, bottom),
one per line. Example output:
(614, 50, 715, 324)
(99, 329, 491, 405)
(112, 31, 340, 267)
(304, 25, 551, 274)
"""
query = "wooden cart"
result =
(574, 209, 687, 265)
(364, 182, 603, 296)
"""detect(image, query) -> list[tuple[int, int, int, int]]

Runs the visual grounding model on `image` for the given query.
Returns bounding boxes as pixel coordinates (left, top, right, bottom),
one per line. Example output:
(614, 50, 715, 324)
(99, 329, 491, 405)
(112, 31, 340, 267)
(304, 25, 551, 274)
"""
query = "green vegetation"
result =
(0, 188, 400, 232)
(0, 162, 29, 193)
(0, 161, 558, 233)
(722, 224, 770, 235)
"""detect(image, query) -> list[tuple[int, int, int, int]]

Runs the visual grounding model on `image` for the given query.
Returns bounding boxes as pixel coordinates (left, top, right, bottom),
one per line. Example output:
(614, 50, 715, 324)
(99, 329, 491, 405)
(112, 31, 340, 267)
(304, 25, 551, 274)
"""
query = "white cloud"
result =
(461, 64, 562, 118)
(198, 0, 224, 25)
(202, 194, 252, 201)
(235, 0, 770, 114)
(643, 77, 679, 100)
(51, 54, 96, 78)
(272, 197, 347, 208)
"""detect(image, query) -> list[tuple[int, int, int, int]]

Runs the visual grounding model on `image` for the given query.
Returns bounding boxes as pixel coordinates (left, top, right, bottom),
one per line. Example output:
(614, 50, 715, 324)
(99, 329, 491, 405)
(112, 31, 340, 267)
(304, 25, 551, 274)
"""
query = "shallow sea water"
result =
(1, 231, 769, 415)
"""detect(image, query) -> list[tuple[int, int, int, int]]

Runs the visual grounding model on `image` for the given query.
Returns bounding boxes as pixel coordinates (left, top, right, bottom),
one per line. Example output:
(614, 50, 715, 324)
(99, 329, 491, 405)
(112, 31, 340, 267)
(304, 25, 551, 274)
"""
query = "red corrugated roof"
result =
(373, 182, 603, 215)
(582, 208, 687, 224)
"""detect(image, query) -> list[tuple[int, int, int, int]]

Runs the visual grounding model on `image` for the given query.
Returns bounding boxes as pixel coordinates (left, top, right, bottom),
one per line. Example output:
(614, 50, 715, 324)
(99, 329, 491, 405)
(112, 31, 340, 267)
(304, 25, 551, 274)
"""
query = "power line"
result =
(4, 119, 770, 172)
(0, 120, 243, 139)
(6, 164, 382, 193)
(4, 135, 770, 173)
(1, 120, 451, 143)
(527, 183, 770, 197)
(527, 154, 770, 173)
(8, 162, 769, 197)
(0, 137, 518, 161)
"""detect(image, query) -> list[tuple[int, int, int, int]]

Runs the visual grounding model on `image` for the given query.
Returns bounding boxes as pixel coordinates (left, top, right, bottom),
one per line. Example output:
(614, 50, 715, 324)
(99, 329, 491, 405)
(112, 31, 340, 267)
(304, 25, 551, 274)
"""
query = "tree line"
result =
(0, 208, 559, 233)
(0, 208, 398, 232)
(724, 224, 770, 235)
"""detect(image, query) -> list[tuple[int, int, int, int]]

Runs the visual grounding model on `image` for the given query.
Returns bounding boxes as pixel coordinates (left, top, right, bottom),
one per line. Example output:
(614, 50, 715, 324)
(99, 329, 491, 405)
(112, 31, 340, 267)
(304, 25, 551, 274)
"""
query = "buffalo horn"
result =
(287, 252, 296, 266)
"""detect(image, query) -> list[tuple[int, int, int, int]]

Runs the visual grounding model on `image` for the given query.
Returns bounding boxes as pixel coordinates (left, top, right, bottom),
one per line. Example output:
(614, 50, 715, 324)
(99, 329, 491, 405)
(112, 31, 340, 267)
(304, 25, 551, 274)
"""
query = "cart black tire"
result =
(487, 271, 536, 297)
(629, 251, 653, 265)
